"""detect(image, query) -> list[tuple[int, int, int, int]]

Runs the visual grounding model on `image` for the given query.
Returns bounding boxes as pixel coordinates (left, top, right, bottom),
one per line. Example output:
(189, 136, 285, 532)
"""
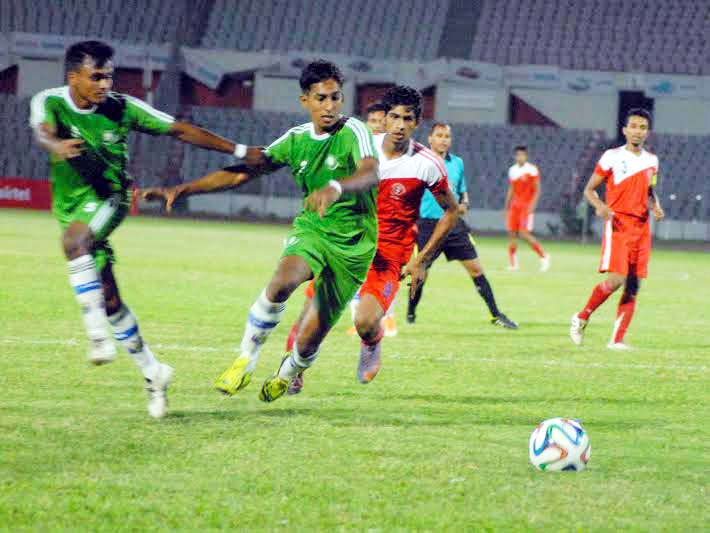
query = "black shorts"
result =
(416, 218, 478, 265)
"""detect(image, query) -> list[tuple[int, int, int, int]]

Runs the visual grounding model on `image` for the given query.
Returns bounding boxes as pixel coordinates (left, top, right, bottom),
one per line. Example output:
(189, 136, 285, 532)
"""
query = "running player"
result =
(289, 86, 459, 392)
(31, 40, 241, 418)
(570, 108, 664, 349)
(406, 123, 518, 329)
(144, 60, 381, 402)
(283, 100, 393, 362)
(505, 146, 550, 271)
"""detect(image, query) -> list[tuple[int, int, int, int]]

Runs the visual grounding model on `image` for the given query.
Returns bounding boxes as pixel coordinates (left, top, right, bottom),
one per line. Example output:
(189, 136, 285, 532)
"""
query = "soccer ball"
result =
(529, 418, 591, 472)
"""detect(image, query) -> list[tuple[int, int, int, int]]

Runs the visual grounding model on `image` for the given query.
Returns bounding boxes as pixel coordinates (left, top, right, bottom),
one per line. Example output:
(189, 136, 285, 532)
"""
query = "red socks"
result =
(578, 281, 614, 321)
(508, 243, 518, 268)
(611, 293, 636, 344)
(285, 320, 299, 353)
(531, 242, 546, 258)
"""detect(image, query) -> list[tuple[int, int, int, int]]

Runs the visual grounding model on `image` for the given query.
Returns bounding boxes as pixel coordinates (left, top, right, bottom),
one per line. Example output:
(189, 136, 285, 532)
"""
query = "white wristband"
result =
(328, 179, 343, 197)
(233, 143, 247, 159)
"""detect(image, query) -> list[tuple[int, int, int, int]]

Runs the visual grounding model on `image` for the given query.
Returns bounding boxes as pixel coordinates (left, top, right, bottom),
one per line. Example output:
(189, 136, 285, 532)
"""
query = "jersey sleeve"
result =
(345, 119, 377, 162)
(124, 95, 175, 135)
(264, 129, 293, 167)
(651, 156, 659, 188)
(456, 159, 467, 195)
(425, 159, 450, 199)
(594, 150, 614, 179)
(532, 164, 541, 182)
(29, 90, 57, 130)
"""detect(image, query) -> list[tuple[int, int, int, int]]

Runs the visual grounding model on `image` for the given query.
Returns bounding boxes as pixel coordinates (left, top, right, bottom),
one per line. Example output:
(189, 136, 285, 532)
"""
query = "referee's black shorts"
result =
(416, 217, 478, 265)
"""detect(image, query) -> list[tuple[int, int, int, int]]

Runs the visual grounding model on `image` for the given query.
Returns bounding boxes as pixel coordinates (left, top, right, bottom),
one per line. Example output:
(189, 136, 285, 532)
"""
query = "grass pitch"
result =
(1, 209, 708, 531)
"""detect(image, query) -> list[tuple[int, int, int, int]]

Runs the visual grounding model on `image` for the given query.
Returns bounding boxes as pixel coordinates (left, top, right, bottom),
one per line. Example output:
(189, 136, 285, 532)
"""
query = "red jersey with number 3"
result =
(594, 146, 659, 220)
(374, 133, 449, 249)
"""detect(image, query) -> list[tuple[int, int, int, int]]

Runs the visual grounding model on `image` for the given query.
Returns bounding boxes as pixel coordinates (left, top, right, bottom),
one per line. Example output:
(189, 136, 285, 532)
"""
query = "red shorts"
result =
(304, 279, 316, 299)
(507, 205, 534, 232)
(599, 214, 651, 278)
(359, 241, 414, 312)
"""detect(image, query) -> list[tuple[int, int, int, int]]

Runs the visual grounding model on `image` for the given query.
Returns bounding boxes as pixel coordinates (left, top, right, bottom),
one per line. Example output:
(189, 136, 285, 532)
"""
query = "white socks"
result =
(68, 255, 110, 343)
(278, 342, 320, 379)
(240, 290, 286, 372)
(108, 305, 160, 380)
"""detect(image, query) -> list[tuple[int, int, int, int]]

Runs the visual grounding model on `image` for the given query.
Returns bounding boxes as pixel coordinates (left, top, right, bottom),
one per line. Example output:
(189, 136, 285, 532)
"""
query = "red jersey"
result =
(508, 162, 540, 207)
(374, 133, 449, 248)
(594, 146, 659, 220)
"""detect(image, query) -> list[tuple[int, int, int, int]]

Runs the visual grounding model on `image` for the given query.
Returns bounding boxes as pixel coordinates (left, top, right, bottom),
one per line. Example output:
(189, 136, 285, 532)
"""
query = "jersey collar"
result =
(62, 86, 97, 114)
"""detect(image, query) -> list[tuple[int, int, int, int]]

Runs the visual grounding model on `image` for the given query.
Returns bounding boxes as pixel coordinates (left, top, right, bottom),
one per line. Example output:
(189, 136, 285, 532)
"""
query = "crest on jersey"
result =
(391, 183, 405, 197)
(102, 131, 119, 144)
(326, 155, 339, 171)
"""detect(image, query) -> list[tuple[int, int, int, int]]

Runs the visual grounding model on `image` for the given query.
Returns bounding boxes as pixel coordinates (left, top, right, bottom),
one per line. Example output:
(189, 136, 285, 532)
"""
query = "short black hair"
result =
(65, 40, 114, 74)
(299, 60, 345, 93)
(381, 85, 423, 121)
(365, 102, 387, 116)
(514, 145, 527, 152)
(625, 108, 653, 129)
(429, 122, 450, 135)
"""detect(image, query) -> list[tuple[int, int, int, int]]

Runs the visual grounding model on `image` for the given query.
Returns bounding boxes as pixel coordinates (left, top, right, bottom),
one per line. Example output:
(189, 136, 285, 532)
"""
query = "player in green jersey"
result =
(31, 41, 242, 418)
(143, 60, 380, 403)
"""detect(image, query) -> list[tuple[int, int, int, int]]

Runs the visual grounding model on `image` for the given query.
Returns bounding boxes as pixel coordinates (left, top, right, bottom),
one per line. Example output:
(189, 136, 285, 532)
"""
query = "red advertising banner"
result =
(0, 177, 51, 210)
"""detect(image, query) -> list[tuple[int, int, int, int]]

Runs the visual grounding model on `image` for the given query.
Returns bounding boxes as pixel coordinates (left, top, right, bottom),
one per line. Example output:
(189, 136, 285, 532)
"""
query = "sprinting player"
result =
(505, 146, 550, 271)
(570, 108, 664, 349)
(364, 102, 386, 135)
(144, 60, 381, 402)
(406, 123, 518, 330)
(30, 41, 242, 418)
(289, 86, 459, 393)
(283, 100, 394, 363)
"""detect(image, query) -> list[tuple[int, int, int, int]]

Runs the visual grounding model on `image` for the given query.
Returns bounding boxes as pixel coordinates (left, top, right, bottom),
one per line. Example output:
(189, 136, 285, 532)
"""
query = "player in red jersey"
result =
(505, 146, 550, 271)
(289, 86, 459, 392)
(570, 108, 664, 349)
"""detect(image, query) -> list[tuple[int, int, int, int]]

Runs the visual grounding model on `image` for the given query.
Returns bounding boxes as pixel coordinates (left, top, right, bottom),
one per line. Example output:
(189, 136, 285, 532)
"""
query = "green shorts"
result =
(283, 218, 376, 329)
(54, 190, 130, 272)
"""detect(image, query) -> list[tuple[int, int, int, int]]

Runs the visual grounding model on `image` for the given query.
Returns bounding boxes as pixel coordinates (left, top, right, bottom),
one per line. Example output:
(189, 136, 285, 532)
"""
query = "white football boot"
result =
(87, 338, 117, 365)
(540, 254, 551, 272)
(145, 363, 174, 419)
(607, 342, 632, 351)
(569, 314, 587, 346)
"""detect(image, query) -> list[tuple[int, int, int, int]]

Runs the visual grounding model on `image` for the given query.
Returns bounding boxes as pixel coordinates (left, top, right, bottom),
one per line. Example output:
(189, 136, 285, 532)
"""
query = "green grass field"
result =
(1, 209, 708, 531)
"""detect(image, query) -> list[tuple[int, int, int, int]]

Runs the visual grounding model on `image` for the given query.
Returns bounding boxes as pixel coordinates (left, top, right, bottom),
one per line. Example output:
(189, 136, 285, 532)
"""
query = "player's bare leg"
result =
(460, 259, 518, 329)
(608, 274, 640, 350)
(382, 293, 398, 337)
(352, 293, 386, 383)
(519, 229, 549, 272)
(406, 269, 429, 323)
(261, 298, 332, 402)
(101, 264, 173, 417)
(571, 272, 625, 345)
(507, 231, 519, 270)
(216, 255, 312, 396)
(63, 221, 116, 364)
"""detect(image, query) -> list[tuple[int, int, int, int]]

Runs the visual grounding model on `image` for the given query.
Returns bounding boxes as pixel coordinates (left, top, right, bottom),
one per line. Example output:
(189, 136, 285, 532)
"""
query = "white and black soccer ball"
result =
(529, 418, 591, 472)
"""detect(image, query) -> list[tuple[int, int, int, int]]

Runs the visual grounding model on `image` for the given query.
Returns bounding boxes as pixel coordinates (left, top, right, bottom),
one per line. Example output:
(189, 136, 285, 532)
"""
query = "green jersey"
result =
(29, 86, 174, 202)
(265, 116, 378, 244)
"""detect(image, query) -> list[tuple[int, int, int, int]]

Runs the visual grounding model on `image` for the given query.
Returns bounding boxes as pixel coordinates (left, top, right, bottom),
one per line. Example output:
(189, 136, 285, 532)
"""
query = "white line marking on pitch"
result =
(1, 337, 707, 373)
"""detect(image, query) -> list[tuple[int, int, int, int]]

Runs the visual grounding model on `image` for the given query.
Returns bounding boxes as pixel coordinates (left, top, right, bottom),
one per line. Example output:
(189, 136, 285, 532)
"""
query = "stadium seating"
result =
(470, 0, 710, 75)
(1, 0, 193, 44)
(200, 0, 449, 61)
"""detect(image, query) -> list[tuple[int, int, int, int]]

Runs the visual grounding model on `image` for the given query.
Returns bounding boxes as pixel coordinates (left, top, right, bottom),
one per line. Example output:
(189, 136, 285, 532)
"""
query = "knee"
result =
(102, 282, 122, 315)
(266, 278, 299, 302)
(62, 224, 93, 259)
(623, 277, 640, 299)
(354, 311, 379, 340)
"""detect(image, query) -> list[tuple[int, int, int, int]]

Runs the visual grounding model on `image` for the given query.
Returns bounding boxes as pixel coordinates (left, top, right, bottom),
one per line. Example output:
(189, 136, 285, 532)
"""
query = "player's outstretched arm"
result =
(584, 173, 613, 220)
(304, 156, 379, 217)
(167, 121, 239, 155)
(403, 188, 460, 291)
(142, 150, 275, 212)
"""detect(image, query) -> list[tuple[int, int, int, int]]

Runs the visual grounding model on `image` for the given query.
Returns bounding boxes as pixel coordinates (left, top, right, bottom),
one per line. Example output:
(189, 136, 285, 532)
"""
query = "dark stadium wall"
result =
(0, 67, 18, 94)
(179, 74, 253, 108)
(112, 69, 162, 99)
